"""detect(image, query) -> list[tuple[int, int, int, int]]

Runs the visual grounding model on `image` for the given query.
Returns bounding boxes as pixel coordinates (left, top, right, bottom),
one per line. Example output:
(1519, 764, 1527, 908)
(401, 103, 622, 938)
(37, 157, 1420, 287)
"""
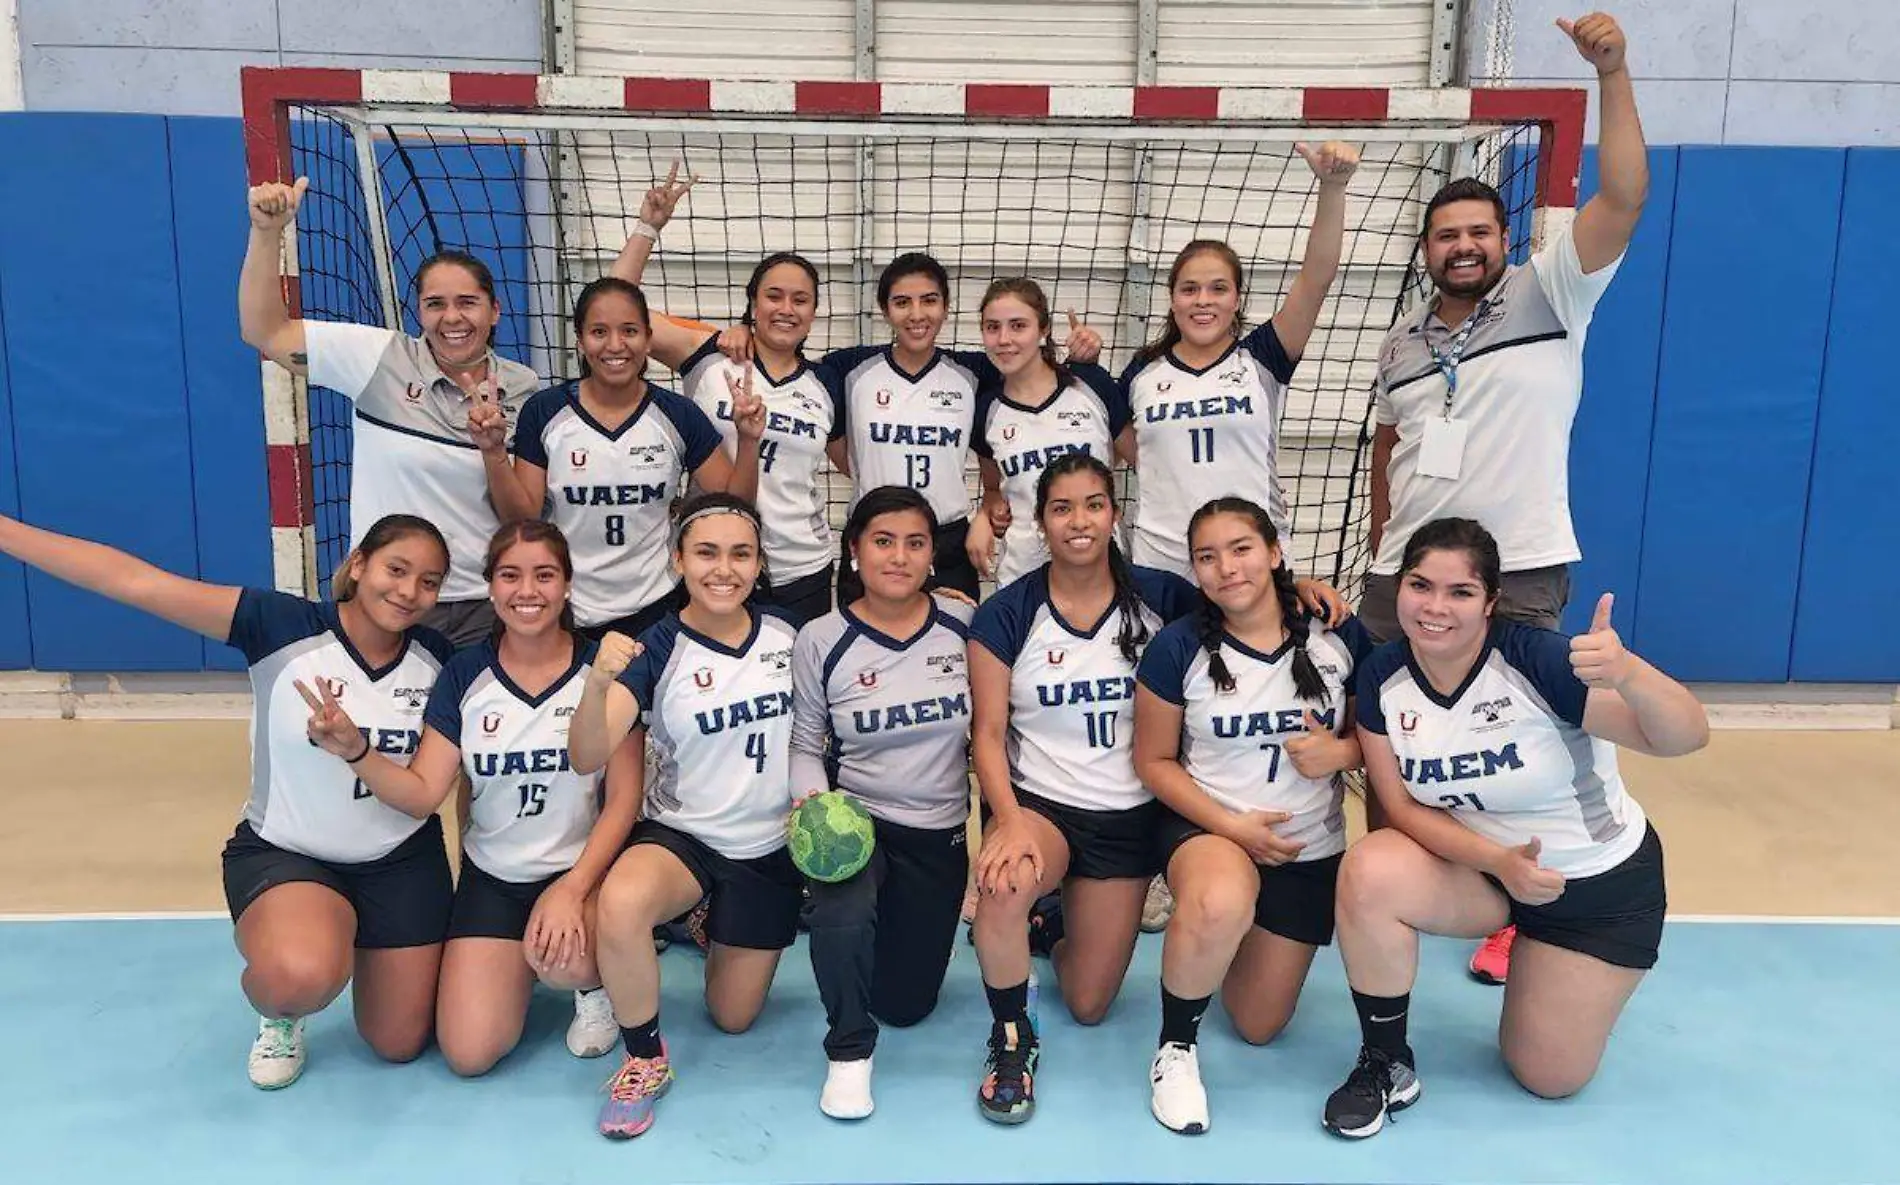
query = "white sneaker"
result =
(248, 1016, 306, 1090)
(567, 988, 619, 1059)
(1141, 875, 1176, 933)
(820, 1056, 875, 1120)
(1150, 1042, 1209, 1134)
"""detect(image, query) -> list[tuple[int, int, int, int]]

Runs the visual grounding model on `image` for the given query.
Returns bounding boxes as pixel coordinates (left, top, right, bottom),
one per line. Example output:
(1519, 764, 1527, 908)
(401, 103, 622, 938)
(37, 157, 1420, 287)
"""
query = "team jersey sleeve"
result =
(813, 359, 849, 441)
(1333, 615, 1378, 669)
(650, 385, 723, 472)
(1493, 621, 1590, 727)
(789, 619, 841, 796)
(950, 349, 1002, 391)
(225, 589, 328, 665)
(1073, 362, 1133, 437)
(1135, 618, 1197, 707)
(1242, 320, 1298, 383)
(969, 576, 1036, 666)
(822, 345, 880, 377)
(1133, 566, 1202, 625)
(1530, 222, 1623, 333)
(969, 385, 999, 459)
(303, 321, 400, 402)
(1352, 641, 1410, 735)
(615, 618, 680, 716)
(411, 627, 456, 666)
(509, 385, 566, 468)
(422, 648, 487, 746)
(931, 591, 977, 632)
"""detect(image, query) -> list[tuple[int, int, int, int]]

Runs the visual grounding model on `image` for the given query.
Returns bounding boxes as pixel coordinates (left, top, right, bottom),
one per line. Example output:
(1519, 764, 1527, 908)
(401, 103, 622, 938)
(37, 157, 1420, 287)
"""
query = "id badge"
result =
(1417, 417, 1469, 480)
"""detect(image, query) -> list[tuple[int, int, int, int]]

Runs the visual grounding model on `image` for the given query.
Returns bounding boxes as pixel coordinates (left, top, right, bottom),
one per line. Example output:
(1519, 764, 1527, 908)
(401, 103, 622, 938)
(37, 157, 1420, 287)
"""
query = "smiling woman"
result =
(238, 177, 542, 646)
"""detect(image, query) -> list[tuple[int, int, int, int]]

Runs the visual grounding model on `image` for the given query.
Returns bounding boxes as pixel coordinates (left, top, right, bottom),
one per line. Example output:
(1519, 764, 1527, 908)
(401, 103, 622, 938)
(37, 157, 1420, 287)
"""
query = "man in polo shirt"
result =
(1358, 11, 1648, 984)
(241, 178, 538, 645)
(1362, 11, 1646, 648)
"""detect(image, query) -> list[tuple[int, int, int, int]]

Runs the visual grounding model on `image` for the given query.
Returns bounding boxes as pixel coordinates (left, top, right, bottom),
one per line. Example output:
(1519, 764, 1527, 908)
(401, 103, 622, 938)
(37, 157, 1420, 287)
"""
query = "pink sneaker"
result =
(1468, 925, 1516, 985)
(597, 1047, 674, 1139)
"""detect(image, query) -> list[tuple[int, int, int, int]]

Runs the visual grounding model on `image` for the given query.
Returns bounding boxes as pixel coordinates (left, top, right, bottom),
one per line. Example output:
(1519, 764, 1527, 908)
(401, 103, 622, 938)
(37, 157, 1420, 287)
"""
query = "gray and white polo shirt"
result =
(306, 323, 539, 602)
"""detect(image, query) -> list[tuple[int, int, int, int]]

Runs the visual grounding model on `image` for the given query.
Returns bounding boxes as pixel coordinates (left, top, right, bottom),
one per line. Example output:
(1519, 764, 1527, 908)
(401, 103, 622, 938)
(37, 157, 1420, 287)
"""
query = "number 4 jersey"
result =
(1355, 620, 1648, 878)
(425, 639, 604, 883)
(617, 609, 800, 860)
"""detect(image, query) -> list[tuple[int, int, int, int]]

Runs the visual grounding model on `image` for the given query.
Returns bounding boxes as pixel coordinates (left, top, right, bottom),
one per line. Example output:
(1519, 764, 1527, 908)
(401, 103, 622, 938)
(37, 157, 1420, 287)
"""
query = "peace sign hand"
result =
(294, 678, 368, 762)
(1294, 141, 1360, 188)
(726, 366, 766, 443)
(1062, 310, 1103, 366)
(249, 177, 310, 233)
(639, 160, 698, 230)
(467, 377, 509, 455)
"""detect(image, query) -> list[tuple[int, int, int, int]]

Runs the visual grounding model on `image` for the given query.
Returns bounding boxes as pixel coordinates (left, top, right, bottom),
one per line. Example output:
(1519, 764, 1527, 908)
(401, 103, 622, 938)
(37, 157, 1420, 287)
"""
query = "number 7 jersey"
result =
(616, 609, 800, 860)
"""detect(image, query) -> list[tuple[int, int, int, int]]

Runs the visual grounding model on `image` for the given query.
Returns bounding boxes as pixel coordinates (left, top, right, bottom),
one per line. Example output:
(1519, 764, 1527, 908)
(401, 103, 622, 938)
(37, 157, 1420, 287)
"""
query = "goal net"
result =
(242, 70, 1584, 599)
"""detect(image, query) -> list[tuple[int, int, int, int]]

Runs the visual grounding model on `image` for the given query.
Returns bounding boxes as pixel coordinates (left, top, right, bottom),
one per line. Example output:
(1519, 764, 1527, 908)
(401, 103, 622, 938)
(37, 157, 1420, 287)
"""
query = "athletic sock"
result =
(621, 1015, 663, 1060)
(1350, 989, 1412, 1064)
(1159, 987, 1212, 1048)
(984, 979, 1031, 1031)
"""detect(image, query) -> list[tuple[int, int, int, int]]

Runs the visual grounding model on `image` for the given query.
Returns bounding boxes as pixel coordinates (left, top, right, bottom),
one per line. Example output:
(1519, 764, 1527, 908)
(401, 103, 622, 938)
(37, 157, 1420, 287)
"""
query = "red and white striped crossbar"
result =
(240, 67, 1584, 592)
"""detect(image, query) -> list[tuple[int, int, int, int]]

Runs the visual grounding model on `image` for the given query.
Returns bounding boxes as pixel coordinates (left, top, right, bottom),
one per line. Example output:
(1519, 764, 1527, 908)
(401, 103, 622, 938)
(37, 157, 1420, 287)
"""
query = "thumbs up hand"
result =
(1569, 592, 1633, 690)
(1062, 309, 1103, 366)
(1283, 708, 1355, 779)
(1491, 836, 1567, 906)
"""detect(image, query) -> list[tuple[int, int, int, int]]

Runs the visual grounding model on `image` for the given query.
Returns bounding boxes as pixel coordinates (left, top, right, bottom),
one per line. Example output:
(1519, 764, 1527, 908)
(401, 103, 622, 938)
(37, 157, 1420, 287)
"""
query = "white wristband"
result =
(631, 220, 660, 243)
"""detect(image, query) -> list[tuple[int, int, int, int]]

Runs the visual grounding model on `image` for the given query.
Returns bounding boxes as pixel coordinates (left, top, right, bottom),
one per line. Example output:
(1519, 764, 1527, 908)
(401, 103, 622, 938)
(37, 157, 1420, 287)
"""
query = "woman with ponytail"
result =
(964, 453, 1199, 1125)
(1130, 496, 1375, 1134)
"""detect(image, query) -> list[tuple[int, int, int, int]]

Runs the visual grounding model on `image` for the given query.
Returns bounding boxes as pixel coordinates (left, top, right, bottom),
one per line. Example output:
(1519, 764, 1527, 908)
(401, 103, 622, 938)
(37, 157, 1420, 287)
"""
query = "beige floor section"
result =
(1, 720, 1895, 917)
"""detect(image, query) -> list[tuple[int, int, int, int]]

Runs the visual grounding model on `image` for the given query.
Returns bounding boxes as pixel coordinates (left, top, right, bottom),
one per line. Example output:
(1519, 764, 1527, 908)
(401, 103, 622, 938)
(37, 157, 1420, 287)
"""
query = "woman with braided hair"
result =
(1130, 496, 1374, 1134)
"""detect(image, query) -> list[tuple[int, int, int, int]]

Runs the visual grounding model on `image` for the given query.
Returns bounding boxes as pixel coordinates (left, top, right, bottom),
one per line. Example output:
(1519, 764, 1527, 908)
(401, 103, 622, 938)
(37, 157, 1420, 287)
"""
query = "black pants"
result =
(805, 815, 968, 1060)
(836, 517, 981, 607)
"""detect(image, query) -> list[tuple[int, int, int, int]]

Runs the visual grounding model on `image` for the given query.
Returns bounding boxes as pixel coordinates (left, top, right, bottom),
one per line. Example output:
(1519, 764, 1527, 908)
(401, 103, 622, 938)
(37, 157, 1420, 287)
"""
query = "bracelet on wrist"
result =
(345, 737, 372, 764)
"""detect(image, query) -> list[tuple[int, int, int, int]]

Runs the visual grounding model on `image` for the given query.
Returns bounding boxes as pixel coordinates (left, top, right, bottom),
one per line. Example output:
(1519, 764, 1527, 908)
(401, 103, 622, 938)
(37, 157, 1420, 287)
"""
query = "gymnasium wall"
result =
(0, 0, 1895, 683)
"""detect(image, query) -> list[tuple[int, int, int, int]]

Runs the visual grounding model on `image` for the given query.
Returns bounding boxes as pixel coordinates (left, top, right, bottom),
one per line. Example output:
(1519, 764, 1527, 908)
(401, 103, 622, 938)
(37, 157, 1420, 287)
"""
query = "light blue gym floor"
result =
(0, 918, 1890, 1185)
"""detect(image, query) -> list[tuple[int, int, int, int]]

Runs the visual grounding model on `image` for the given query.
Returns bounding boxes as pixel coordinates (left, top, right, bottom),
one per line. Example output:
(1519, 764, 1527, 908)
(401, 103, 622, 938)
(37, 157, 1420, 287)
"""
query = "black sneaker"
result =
(977, 1021, 1040, 1125)
(1322, 1046, 1421, 1139)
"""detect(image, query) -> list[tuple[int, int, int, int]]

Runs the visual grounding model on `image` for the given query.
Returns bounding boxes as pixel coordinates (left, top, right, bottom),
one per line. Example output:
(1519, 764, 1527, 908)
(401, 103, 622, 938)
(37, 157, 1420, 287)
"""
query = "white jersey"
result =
(617, 609, 799, 860)
(1372, 225, 1622, 574)
(512, 381, 722, 626)
(680, 337, 844, 584)
(227, 589, 453, 863)
(1356, 620, 1647, 878)
(828, 345, 988, 524)
(305, 322, 539, 602)
(1137, 613, 1375, 861)
(970, 565, 1200, 811)
(790, 594, 976, 831)
(1121, 323, 1297, 579)
(426, 640, 603, 882)
(972, 363, 1131, 587)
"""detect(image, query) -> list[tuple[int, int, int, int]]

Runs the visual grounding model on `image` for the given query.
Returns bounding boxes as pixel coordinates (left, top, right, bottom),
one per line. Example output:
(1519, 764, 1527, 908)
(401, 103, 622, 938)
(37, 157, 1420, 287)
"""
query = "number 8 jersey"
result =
(512, 380, 721, 627)
(617, 609, 800, 860)
(970, 566, 1199, 812)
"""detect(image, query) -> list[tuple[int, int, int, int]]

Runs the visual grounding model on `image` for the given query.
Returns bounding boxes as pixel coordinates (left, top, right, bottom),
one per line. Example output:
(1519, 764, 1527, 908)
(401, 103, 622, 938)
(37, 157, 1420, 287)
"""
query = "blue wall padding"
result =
(1635, 147, 1845, 681)
(0, 114, 204, 670)
(1563, 146, 1678, 642)
(1789, 148, 1900, 681)
(167, 115, 273, 670)
(0, 273, 32, 667)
